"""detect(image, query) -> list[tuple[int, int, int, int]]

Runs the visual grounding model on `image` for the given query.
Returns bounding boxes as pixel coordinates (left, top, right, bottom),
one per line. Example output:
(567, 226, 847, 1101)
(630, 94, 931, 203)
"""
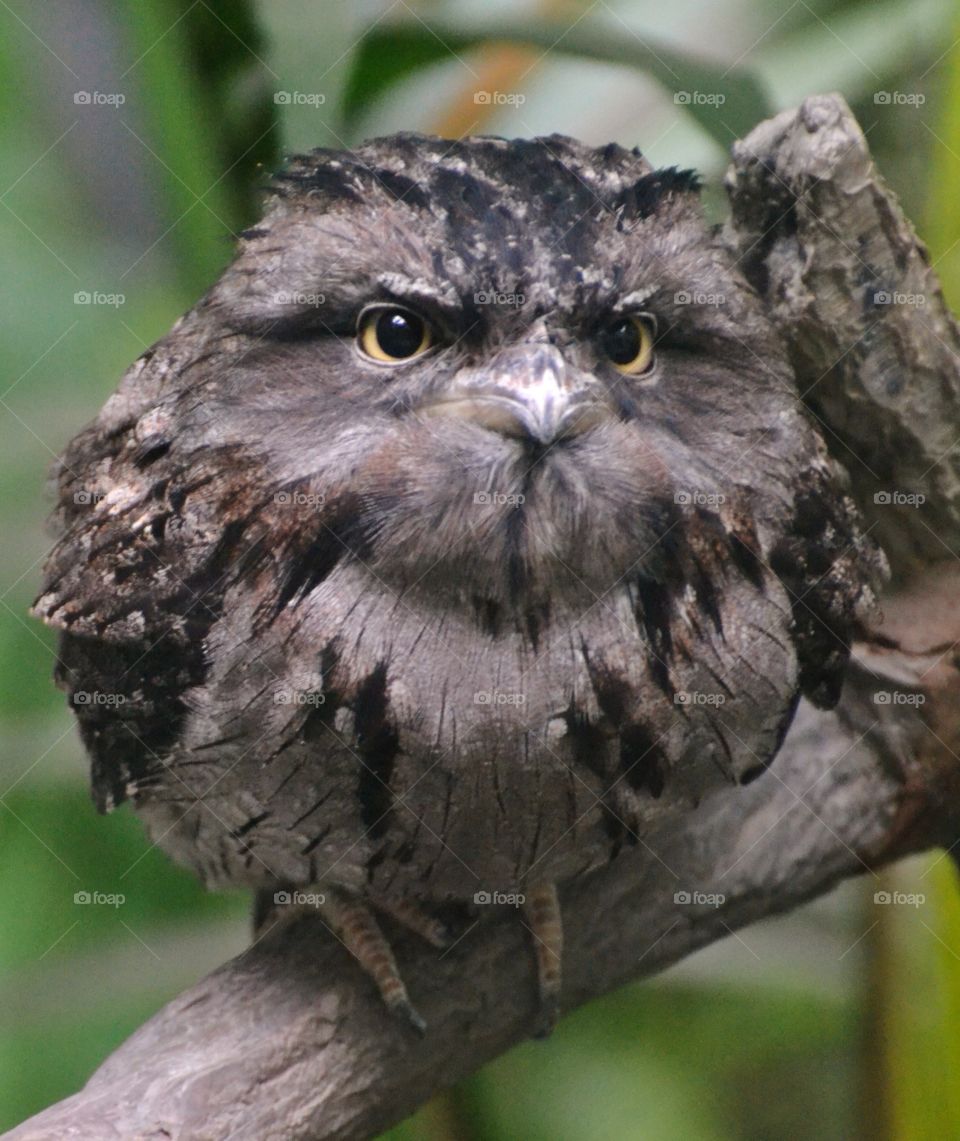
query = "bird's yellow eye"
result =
(358, 307, 433, 362)
(600, 315, 656, 375)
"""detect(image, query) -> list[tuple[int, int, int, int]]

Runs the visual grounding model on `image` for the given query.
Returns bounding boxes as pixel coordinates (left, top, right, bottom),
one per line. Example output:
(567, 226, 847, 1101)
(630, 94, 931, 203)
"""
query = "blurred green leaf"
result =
(866, 857, 960, 1141)
(862, 34, 960, 1133)
(112, 0, 278, 296)
(924, 8, 960, 309)
(380, 979, 854, 1141)
(755, 0, 949, 111)
(343, 17, 771, 147)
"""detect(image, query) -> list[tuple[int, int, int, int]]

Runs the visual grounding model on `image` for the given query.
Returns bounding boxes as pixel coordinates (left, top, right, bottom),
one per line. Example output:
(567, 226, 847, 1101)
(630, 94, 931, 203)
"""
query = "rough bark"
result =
(8, 92, 960, 1141)
(723, 93, 960, 579)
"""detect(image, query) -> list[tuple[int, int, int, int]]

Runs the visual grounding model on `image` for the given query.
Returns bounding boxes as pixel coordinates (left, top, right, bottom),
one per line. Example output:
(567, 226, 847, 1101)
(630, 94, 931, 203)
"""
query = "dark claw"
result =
(389, 996, 428, 1036)
(428, 920, 456, 949)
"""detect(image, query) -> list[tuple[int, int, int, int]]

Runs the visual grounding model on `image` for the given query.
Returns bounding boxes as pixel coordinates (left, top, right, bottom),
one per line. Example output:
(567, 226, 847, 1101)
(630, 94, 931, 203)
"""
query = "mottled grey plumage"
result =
(34, 133, 882, 1029)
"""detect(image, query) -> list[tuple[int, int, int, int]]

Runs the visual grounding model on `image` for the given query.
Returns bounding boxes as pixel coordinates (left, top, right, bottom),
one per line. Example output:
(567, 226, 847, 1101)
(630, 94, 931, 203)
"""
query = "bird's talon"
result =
(533, 994, 560, 1039)
(389, 996, 428, 1036)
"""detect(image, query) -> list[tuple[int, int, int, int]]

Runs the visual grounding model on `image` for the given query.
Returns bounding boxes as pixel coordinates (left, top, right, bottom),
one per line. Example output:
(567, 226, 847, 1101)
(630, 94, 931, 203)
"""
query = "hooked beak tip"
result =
(419, 351, 610, 443)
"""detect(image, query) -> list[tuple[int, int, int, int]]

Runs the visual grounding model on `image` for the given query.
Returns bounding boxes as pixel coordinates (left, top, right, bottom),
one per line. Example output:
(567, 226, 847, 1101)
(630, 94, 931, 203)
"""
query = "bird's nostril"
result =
(500, 344, 567, 382)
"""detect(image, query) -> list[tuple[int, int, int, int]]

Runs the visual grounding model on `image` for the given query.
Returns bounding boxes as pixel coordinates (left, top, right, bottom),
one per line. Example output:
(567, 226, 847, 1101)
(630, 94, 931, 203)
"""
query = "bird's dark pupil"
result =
(602, 319, 640, 364)
(377, 310, 423, 357)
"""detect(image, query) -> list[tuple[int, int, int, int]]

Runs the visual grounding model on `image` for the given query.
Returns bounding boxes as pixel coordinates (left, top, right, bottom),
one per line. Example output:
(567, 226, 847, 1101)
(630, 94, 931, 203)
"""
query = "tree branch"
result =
(8, 93, 960, 1141)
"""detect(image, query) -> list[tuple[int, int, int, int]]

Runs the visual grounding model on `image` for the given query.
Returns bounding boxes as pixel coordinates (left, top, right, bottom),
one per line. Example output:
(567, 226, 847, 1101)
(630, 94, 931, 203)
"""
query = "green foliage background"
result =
(0, 2, 958, 1137)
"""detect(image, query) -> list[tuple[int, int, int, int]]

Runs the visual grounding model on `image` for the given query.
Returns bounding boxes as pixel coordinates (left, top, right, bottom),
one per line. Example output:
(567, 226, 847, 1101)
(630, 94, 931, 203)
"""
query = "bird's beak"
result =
(418, 344, 609, 444)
